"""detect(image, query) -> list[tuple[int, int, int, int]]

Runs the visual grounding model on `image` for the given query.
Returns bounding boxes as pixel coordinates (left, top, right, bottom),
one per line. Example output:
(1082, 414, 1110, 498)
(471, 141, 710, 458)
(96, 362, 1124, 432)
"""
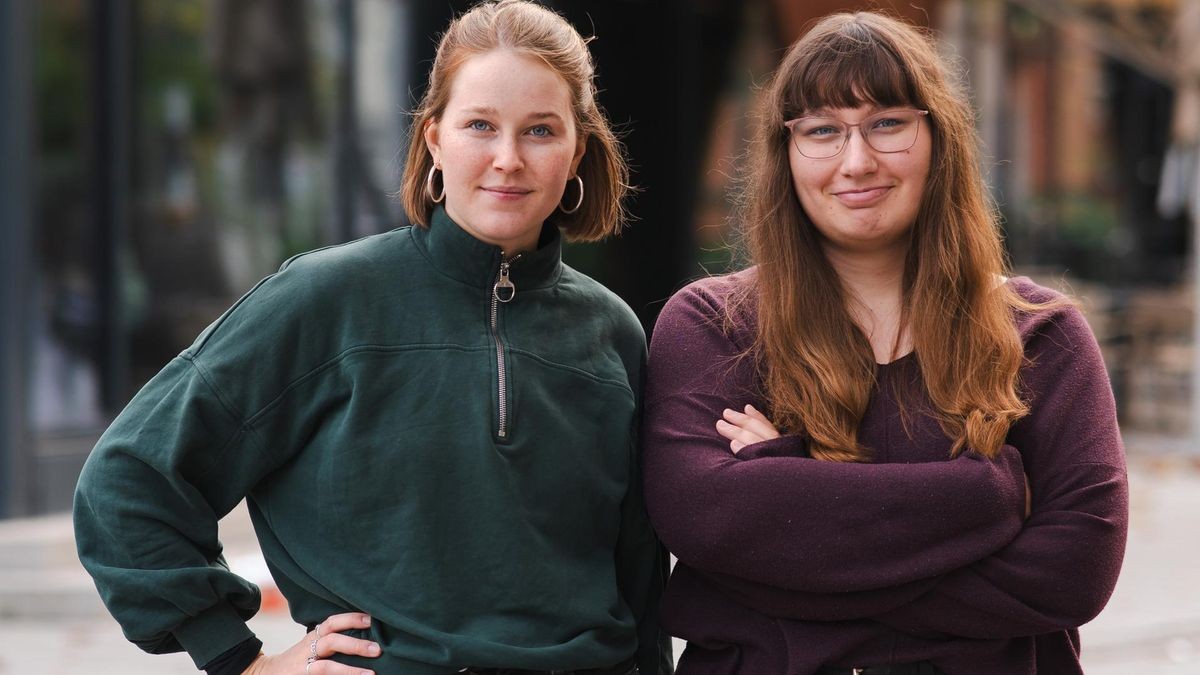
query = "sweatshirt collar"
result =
(412, 205, 563, 291)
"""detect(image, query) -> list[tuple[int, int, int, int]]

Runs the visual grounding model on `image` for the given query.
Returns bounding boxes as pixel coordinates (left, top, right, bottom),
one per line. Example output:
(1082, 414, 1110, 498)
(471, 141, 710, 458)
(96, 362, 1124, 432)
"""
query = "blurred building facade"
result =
(0, 0, 1195, 519)
(702, 0, 1198, 438)
(1, 0, 419, 518)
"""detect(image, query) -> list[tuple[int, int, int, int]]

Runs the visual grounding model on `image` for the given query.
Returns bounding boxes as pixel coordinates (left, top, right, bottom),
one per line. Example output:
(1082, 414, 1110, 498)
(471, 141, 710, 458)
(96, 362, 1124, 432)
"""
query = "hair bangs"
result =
(784, 22, 920, 117)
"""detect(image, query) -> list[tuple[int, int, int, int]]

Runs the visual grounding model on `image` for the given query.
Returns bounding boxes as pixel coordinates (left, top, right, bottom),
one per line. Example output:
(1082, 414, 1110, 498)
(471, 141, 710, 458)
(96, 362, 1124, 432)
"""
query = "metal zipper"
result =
(490, 254, 519, 439)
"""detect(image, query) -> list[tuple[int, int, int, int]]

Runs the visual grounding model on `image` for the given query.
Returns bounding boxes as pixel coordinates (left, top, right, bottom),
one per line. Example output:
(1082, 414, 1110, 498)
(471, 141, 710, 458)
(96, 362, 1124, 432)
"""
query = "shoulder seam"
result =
(178, 354, 272, 465)
(279, 226, 412, 271)
(181, 353, 245, 427)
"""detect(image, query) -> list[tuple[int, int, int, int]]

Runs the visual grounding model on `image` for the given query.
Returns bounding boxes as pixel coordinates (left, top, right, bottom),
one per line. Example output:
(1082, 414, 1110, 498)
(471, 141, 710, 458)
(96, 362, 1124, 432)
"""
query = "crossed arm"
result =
(642, 281, 1127, 639)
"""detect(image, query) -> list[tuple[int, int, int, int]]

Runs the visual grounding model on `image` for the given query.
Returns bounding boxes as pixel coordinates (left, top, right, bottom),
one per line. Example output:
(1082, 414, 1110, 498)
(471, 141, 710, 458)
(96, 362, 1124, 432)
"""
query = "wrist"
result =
(240, 652, 266, 675)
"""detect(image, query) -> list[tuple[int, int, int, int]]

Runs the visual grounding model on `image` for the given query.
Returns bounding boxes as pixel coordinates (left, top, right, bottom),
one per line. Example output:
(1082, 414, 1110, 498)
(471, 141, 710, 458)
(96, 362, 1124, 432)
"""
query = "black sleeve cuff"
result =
(202, 636, 263, 675)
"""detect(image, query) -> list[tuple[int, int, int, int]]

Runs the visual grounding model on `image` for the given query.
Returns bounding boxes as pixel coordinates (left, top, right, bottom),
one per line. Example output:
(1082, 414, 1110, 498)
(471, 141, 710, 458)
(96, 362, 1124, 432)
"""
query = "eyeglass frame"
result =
(782, 108, 930, 159)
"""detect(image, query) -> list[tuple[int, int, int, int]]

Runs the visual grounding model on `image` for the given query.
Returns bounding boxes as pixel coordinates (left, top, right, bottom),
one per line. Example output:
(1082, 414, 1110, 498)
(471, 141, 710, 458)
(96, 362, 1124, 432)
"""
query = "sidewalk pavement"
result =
(0, 451, 1197, 674)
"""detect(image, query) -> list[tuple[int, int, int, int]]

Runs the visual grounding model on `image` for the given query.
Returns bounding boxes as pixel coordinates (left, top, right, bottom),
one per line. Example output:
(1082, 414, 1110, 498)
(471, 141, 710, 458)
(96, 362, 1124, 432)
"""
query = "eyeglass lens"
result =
(790, 110, 923, 159)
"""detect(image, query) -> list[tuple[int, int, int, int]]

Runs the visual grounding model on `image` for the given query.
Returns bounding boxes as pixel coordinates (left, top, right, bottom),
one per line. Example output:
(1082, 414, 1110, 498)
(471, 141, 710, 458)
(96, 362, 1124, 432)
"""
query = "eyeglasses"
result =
(783, 109, 929, 159)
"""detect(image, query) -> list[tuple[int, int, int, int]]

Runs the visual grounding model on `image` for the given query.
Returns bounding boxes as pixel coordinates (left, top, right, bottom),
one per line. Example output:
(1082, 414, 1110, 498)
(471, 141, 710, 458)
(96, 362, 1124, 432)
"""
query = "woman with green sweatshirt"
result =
(73, 2, 669, 674)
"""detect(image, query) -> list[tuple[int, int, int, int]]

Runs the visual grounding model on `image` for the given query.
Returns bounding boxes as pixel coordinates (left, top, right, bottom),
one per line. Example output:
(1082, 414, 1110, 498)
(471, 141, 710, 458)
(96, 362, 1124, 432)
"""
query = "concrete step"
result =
(0, 502, 281, 620)
(0, 514, 78, 572)
(0, 513, 106, 618)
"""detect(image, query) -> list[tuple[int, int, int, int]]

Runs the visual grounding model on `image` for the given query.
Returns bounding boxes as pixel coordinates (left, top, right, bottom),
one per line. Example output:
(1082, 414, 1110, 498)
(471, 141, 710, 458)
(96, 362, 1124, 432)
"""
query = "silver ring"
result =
(306, 660, 315, 675)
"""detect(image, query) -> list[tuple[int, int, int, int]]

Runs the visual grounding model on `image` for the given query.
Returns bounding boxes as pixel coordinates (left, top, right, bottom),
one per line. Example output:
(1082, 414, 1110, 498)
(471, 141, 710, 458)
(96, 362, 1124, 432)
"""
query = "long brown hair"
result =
(738, 12, 1055, 462)
(399, 0, 630, 241)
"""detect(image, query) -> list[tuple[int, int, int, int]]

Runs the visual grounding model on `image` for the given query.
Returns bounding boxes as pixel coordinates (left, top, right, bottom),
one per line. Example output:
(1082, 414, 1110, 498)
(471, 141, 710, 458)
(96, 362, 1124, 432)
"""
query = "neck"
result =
(822, 242, 910, 364)
(823, 242, 906, 304)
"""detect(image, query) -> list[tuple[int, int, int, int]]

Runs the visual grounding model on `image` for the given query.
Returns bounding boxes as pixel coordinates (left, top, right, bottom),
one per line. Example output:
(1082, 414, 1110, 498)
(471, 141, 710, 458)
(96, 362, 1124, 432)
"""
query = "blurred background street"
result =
(2, 0, 1200, 672)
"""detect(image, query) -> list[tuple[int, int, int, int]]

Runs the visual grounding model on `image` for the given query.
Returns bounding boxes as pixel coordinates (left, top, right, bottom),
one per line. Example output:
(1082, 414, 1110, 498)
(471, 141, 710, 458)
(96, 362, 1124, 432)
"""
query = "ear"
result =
(424, 118, 441, 166)
(569, 132, 587, 176)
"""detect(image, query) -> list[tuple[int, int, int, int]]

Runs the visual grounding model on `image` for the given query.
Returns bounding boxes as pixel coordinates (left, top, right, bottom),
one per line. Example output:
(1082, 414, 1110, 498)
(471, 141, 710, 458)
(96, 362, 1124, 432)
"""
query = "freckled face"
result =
(788, 104, 932, 256)
(424, 50, 585, 255)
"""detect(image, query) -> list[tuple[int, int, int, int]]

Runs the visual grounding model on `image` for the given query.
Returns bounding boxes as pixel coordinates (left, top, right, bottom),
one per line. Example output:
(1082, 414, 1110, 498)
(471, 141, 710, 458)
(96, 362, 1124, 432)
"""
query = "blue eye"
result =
(806, 125, 840, 137)
(529, 125, 553, 138)
(468, 120, 492, 132)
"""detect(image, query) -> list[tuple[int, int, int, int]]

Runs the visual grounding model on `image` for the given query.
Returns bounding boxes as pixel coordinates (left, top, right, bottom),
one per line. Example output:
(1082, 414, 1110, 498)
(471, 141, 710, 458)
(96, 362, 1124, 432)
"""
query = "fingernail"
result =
(362, 615, 372, 625)
(368, 643, 380, 655)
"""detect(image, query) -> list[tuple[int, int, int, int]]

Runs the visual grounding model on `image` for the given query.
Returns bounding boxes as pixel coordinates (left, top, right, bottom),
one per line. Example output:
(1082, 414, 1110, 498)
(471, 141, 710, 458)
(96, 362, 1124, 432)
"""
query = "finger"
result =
(722, 407, 748, 423)
(716, 419, 764, 446)
(715, 418, 735, 440)
(730, 439, 745, 454)
(720, 409, 761, 435)
(743, 404, 769, 422)
(319, 633, 382, 659)
(722, 408, 779, 441)
(742, 405, 780, 439)
(317, 612, 373, 637)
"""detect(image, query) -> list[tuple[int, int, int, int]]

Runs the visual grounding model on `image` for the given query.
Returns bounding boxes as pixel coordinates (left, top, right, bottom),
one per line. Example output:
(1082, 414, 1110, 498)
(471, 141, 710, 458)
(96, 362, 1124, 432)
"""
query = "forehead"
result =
(444, 49, 573, 117)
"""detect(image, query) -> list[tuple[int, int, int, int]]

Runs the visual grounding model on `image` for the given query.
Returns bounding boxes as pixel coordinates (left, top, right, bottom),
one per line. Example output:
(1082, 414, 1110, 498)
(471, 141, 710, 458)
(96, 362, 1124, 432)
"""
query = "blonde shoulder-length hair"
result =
(399, 0, 630, 241)
(737, 11, 1062, 462)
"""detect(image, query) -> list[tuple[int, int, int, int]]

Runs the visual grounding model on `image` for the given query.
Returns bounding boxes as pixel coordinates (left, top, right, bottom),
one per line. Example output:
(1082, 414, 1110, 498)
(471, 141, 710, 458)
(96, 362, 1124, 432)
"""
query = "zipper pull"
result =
(494, 257, 517, 303)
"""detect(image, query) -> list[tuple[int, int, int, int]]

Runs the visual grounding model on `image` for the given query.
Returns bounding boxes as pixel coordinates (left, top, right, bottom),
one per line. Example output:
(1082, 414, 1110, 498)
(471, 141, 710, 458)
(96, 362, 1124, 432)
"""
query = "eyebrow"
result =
(459, 106, 566, 123)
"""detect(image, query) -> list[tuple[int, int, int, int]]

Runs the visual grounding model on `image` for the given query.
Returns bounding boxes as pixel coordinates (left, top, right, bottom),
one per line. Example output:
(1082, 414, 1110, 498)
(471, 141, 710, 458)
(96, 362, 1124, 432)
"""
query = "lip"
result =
(481, 186, 533, 197)
(832, 185, 892, 207)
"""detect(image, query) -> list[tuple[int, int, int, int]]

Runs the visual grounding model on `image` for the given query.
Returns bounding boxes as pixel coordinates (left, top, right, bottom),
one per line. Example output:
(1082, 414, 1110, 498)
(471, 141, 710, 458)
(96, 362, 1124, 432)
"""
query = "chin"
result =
(479, 218, 544, 249)
(485, 214, 539, 233)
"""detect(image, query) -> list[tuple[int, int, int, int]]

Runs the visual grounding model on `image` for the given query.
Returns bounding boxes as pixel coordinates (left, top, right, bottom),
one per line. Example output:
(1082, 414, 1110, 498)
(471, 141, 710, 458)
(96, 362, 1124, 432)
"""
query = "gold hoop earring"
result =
(426, 164, 445, 204)
(559, 175, 583, 214)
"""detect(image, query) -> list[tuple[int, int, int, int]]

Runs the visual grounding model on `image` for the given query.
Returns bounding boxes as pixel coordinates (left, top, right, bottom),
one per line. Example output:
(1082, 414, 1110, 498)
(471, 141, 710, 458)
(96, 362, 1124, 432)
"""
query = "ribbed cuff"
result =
(173, 601, 257, 669)
(203, 636, 264, 675)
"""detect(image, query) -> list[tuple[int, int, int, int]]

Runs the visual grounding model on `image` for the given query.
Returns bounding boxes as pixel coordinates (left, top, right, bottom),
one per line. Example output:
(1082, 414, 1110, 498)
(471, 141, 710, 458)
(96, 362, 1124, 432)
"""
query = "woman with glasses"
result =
(643, 11, 1126, 675)
(74, 2, 670, 674)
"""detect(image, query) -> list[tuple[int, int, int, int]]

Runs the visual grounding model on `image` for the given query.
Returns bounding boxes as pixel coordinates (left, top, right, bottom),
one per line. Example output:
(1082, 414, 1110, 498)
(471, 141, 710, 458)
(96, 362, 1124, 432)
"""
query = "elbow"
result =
(1067, 551, 1125, 627)
(1033, 467, 1130, 628)
(1044, 580, 1120, 630)
(642, 448, 748, 574)
(1042, 539, 1126, 629)
(658, 528, 726, 572)
(644, 493, 734, 572)
(1072, 596, 1115, 628)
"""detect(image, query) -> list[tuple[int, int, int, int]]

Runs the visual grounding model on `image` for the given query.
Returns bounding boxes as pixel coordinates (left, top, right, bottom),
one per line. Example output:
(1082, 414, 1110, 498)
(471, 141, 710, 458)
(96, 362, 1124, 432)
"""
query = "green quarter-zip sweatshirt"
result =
(74, 206, 670, 675)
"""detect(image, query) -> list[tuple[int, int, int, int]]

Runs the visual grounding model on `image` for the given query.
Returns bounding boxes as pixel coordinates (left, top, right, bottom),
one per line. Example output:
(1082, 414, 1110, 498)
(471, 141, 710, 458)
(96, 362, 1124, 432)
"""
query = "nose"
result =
(492, 135, 524, 173)
(838, 128, 877, 176)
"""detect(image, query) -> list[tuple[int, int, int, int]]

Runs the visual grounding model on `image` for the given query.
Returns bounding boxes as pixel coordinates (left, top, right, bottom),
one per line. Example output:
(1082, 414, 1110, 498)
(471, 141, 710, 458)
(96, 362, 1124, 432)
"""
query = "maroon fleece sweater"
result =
(643, 271, 1128, 675)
